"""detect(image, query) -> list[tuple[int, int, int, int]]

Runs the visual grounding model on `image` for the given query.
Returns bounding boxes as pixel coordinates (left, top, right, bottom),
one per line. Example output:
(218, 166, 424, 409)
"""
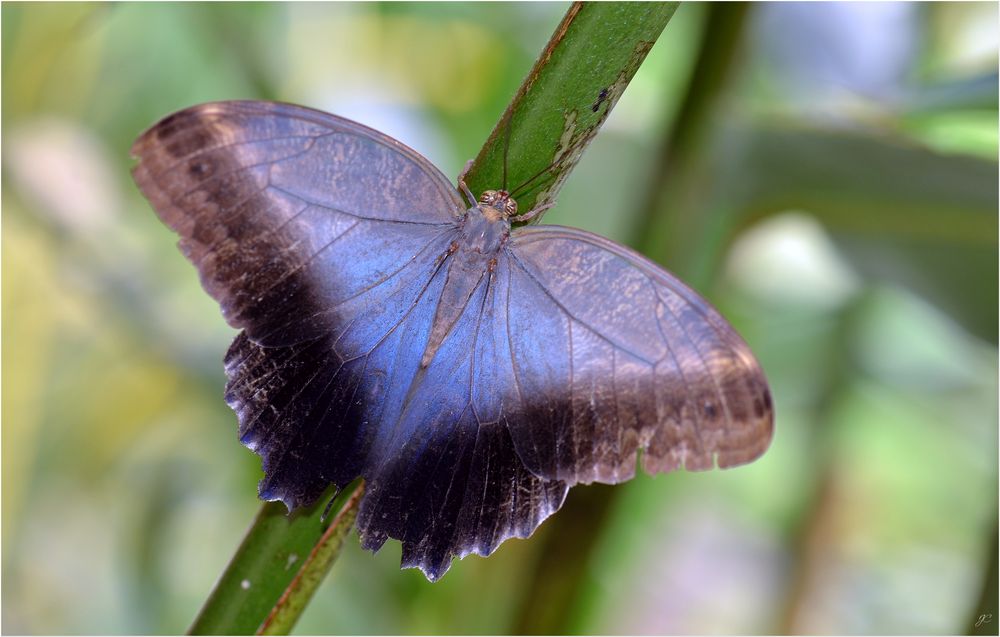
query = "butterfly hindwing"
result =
(350, 258, 568, 580)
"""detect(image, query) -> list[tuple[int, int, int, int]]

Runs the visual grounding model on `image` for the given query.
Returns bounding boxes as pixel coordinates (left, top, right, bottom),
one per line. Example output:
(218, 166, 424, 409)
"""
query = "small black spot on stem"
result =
(591, 88, 609, 113)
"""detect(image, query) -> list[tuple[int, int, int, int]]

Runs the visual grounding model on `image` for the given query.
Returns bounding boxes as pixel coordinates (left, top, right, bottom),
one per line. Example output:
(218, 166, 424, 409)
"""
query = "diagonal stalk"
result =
(188, 3, 677, 633)
(464, 2, 678, 216)
(256, 484, 365, 635)
(188, 483, 363, 635)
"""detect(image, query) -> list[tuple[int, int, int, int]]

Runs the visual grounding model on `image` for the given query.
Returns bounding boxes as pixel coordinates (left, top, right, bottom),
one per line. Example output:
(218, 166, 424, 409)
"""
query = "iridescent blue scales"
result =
(131, 101, 773, 580)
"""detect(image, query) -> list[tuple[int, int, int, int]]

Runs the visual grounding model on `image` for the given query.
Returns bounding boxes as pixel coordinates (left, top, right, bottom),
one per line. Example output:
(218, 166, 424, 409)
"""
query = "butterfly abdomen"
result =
(419, 208, 509, 368)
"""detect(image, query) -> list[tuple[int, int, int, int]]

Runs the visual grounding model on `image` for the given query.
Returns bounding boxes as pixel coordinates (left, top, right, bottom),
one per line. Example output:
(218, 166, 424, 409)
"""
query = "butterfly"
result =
(131, 100, 773, 581)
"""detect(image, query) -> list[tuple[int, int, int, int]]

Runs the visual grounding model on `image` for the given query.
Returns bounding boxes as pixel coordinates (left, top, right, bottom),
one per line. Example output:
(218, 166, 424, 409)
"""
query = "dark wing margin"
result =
(348, 255, 569, 580)
(224, 252, 568, 581)
(132, 100, 772, 582)
(130, 100, 465, 346)
(132, 101, 568, 580)
(505, 225, 773, 486)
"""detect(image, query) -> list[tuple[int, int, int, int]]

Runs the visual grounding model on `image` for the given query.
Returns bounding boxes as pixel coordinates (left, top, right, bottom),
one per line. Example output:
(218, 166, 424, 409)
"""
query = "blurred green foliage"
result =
(2, 2, 996, 635)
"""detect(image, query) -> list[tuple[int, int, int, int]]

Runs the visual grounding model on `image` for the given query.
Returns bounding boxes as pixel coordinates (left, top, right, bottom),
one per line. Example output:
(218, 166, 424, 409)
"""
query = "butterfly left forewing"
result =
(131, 101, 464, 347)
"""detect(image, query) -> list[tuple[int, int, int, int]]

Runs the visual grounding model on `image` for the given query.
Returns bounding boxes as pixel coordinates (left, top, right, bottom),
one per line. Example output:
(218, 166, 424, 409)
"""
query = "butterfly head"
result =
(478, 190, 518, 221)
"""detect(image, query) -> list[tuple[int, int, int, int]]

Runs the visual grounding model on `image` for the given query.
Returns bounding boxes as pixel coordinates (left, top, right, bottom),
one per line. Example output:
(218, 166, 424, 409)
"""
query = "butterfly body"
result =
(131, 101, 773, 580)
(421, 203, 510, 368)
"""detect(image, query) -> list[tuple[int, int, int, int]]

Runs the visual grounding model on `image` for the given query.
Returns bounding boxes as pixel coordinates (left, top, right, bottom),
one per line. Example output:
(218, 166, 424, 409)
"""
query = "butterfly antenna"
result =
(510, 160, 558, 199)
(510, 131, 593, 199)
(501, 110, 513, 192)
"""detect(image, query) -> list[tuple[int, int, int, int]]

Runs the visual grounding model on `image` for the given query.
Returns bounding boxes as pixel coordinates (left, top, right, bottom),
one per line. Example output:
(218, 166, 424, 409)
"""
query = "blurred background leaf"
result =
(2, 2, 996, 635)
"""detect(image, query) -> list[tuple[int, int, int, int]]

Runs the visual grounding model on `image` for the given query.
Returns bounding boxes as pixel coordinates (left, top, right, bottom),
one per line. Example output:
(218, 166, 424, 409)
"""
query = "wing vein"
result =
(507, 254, 656, 365)
(655, 289, 731, 454)
(146, 133, 328, 177)
(268, 183, 456, 228)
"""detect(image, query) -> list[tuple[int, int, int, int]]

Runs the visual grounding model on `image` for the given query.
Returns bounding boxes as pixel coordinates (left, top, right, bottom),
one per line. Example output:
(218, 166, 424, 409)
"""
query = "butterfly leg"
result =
(511, 201, 555, 223)
(457, 159, 477, 207)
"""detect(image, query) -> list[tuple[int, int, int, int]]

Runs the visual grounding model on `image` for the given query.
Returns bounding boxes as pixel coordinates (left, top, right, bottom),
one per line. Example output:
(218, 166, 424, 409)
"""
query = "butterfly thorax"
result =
(459, 203, 511, 255)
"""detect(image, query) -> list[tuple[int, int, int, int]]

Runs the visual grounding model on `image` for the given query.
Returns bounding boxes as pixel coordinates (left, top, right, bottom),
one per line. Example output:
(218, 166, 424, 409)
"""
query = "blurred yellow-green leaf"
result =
(2, 2, 996, 634)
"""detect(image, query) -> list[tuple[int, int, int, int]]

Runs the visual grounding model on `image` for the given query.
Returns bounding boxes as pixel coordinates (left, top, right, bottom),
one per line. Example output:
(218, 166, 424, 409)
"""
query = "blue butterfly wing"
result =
(133, 102, 772, 582)
(502, 225, 773, 484)
(132, 101, 569, 580)
(131, 100, 463, 346)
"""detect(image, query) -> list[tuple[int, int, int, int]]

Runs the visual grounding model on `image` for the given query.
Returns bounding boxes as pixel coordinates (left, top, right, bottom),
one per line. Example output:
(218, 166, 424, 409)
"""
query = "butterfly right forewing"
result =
(503, 225, 773, 486)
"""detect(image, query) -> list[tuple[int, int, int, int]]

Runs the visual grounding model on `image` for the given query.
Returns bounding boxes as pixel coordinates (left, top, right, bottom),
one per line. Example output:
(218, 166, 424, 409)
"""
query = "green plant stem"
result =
(511, 484, 619, 635)
(187, 483, 362, 635)
(464, 1, 678, 216)
(256, 484, 365, 635)
(191, 4, 677, 633)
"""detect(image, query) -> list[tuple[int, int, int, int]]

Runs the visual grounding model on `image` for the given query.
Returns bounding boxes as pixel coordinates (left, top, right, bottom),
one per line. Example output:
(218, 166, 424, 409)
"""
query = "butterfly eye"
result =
(479, 190, 498, 206)
(505, 199, 518, 216)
